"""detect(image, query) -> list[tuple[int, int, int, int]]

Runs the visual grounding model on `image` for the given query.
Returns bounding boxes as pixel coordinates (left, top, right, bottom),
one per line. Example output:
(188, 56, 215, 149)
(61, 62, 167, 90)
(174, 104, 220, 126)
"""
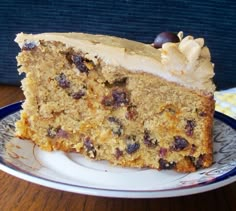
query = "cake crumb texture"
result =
(15, 38, 215, 172)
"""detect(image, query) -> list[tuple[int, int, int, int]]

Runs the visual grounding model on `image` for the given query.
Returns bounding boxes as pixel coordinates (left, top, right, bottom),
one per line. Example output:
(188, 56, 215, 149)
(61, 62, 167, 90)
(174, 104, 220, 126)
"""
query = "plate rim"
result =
(0, 101, 236, 198)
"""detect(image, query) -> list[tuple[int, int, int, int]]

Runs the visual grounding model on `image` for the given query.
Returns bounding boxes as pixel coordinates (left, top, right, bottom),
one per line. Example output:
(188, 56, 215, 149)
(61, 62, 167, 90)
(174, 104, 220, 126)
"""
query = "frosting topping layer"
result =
(15, 32, 215, 93)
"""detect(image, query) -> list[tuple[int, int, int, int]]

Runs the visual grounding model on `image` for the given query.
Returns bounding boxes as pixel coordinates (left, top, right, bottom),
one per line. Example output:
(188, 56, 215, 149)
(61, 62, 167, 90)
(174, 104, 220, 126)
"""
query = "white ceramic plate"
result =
(0, 102, 236, 198)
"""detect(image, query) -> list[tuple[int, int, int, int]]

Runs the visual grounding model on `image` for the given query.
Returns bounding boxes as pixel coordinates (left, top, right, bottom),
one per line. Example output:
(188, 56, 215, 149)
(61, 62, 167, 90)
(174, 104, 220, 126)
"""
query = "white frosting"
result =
(15, 32, 215, 93)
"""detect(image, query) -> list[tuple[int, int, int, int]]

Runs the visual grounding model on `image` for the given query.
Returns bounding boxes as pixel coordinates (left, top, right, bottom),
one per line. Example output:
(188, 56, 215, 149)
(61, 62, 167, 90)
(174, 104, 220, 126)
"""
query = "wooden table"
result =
(0, 85, 235, 211)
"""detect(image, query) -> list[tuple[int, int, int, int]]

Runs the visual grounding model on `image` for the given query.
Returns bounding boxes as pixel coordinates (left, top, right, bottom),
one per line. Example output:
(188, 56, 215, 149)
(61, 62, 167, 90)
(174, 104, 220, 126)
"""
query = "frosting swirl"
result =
(160, 32, 215, 93)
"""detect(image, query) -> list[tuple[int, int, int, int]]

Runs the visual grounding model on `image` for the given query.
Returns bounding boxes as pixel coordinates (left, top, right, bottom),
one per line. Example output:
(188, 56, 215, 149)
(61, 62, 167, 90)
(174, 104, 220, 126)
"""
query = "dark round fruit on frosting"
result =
(153, 32, 180, 48)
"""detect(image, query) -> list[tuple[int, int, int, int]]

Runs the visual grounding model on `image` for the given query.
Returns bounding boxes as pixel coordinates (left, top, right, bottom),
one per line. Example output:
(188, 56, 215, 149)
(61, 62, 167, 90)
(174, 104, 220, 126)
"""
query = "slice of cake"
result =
(15, 31, 215, 172)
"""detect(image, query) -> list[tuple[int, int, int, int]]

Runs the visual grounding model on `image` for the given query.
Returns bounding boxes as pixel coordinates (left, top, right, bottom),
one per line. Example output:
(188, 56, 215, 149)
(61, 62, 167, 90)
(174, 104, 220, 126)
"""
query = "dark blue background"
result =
(1, 0, 236, 90)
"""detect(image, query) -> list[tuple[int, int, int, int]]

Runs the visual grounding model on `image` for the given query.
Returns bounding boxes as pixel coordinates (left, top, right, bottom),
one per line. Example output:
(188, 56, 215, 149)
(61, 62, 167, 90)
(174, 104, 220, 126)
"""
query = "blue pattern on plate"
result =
(0, 102, 236, 196)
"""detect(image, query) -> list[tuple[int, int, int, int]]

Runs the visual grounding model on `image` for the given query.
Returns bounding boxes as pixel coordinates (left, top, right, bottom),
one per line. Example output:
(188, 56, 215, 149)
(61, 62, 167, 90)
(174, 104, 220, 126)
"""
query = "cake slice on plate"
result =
(15, 31, 215, 172)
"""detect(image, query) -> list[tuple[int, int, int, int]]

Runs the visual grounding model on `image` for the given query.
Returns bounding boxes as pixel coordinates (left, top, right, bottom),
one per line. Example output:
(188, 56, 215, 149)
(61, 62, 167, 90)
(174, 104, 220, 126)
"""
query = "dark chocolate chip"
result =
(125, 135, 140, 154)
(55, 73, 70, 88)
(107, 116, 123, 136)
(159, 158, 176, 170)
(185, 120, 196, 136)
(101, 88, 129, 107)
(125, 105, 138, 120)
(126, 143, 140, 154)
(115, 148, 123, 159)
(22, 41, 37, 51)
(71, 54, 89, 73)
(143, 129, 158, 148)
(172, 136, 189, 151)
(107, 116, 118, 122)
(195, 154, 204, 169)
(84, 137, 96, 158)
(153, 32, 180, 49)
(84, 138, 94, 151)
(71, 90, 86, 99)
(189, 154, 205, 169)
(112, 89, 129, 106)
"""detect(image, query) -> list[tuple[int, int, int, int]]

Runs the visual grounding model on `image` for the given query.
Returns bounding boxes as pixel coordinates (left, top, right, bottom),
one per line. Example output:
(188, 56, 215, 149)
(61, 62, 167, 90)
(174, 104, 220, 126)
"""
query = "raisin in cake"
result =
(15, 32, 215, 172)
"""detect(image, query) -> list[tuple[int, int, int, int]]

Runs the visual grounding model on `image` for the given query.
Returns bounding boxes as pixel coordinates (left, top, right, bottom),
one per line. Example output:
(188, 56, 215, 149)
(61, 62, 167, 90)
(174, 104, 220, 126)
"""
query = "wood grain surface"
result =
(0, 85, 235, 211)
